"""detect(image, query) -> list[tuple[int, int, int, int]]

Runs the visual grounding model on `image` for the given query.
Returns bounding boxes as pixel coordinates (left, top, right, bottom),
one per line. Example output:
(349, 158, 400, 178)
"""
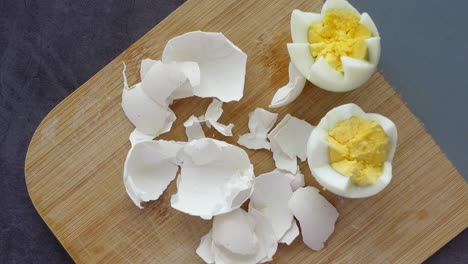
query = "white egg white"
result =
(289, 0, 381, 92)
(307, 103, 398, 198)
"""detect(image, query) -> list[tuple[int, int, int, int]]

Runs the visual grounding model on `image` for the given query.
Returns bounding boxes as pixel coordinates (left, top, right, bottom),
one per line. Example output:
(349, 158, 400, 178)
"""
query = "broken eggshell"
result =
(123, 140, 185, 208)
(269, 62, 306, 108)
(162, 31, 247, 102)
(248, 170, 294, 241)
(121, 64, 176, 138)
(203, 98, 234, 137)
(268, 114, 314, 173)
(288, 186, 339, 251)
(170, 138, 254, 219)
(238, 108, 278, 150)
(183, 115, 205, 141)
(197, 208, 278, 264)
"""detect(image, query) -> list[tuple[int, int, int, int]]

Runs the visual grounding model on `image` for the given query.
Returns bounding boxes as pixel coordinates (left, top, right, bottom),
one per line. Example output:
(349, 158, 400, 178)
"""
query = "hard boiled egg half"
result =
(288, 0, 381, 92)
(307, 104, 397, 198)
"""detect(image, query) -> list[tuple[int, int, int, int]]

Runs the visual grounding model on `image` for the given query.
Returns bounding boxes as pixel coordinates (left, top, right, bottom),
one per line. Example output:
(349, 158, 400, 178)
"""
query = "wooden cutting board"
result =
(25, 0, 467, 263)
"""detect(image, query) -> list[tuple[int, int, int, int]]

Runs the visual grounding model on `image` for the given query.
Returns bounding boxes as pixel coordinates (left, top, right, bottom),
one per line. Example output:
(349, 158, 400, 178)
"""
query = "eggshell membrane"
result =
(123, 140, 185, 208)
(307, 103, 398, 198)
(183, 115, 205, 141)
(162, 31, 247, 102)
(212, 208, 259, 255)
(121, 83, 176, 137)
(288, 187, 339, 251)
(238, 108, 278, 150)
(288, 0, 381, 92)
(249, 170, 294, 240)
(269, 62, 307, 108)
(170, 138, 255, 219)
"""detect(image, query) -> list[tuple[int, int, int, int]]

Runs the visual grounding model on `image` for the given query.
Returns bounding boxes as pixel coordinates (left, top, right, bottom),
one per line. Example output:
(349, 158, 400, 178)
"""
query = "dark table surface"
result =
(0, 0, 466, 263)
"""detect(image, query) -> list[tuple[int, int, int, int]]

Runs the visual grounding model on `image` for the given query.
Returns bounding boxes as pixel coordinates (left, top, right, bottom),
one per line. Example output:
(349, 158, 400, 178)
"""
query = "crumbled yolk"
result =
(327, 116, 390, 186)
(308, 9, 372, 72)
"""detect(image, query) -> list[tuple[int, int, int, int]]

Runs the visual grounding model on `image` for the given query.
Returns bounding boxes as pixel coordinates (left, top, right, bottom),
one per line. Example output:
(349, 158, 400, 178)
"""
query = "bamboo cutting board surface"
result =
(25, 0, 467, 263)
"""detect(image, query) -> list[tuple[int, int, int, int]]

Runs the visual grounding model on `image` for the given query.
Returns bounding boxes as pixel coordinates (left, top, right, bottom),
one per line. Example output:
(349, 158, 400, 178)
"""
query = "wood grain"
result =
(25, 0, 467, 263)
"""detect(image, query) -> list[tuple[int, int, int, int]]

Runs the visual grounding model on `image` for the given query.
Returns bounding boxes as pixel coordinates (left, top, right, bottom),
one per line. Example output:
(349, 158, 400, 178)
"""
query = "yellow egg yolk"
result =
(308, 9, 372, 72)
(327, 116, 390, 186)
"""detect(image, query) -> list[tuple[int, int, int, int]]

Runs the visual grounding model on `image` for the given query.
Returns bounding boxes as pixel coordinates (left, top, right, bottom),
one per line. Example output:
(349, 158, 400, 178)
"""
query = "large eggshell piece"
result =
(212, 208, 259, 255)
(162, 31, 247, 102)
(238, 108, 278, 150)
(123, 140, 185, 208)
(141, 62, 192, 105)
(121, 82, 176, 138)
(288, 187, 339, 251)
(197, 208, 278, 264)
(269, 62, 306, 108)
(170, 138, 254, 219)
(289, 0, 381, 92)
(249, 171, 294, 240)
(307, 103, 398, 198)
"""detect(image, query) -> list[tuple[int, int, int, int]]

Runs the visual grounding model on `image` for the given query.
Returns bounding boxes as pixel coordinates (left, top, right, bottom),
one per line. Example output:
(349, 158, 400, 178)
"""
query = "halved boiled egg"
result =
(289, 0, 380, 92)
(307, 104, 397, 198)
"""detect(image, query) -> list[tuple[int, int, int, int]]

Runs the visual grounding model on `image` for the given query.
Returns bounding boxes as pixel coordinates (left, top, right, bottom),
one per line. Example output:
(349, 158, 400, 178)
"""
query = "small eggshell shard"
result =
(289, 0, 381, 92)
(307, 103, 397, 198)
(184, 115, 205, 141)
(269, 62, 306, 108)
(279, 219, 299, 245)
(268, 114, 314, 173)
(278, 166, 305, 191)
(129, 129, 154, 146)
(162, 31, 247, 102)
(288, 186, 339, 251)
(196, 231, 215, 264)
(170, 138, 254, 219)
(212, 208, 259, 255)
(249, 170, 294, 240)
(238, 108, 278, 150)
(204, 98, 235, 137)
(123, 140, 185, 208)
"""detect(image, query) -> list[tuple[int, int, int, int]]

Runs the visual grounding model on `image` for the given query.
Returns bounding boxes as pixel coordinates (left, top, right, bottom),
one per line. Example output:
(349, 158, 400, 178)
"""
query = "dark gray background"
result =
(0, 0, 466, 263)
